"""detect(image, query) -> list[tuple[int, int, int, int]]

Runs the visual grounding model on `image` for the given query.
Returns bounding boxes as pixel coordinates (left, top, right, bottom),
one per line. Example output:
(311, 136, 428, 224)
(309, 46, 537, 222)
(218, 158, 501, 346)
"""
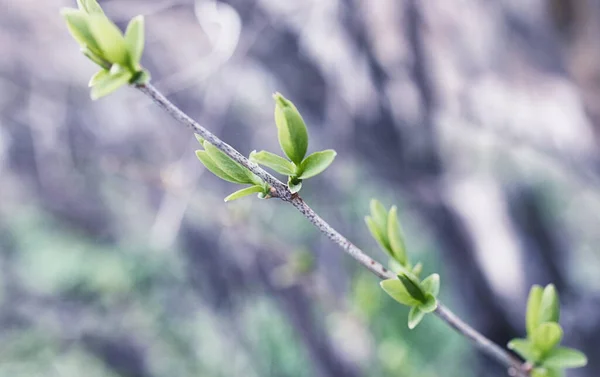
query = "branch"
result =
(136, 82, 528, 376)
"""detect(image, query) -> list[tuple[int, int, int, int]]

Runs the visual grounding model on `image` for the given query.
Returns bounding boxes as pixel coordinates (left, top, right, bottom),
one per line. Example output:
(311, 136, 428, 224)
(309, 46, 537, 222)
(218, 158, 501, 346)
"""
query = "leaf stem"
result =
(135, 82, 528, 376)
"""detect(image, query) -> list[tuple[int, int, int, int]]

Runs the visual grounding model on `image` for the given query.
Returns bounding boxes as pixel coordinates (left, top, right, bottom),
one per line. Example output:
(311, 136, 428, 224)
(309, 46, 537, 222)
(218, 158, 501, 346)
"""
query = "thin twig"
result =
(135, 82, 528, 376)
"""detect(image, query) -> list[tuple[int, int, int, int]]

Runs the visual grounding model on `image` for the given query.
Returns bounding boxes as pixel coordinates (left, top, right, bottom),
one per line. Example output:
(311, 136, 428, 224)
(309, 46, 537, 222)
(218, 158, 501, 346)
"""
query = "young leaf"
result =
(532, 323, 563, 354)
(88, 69, 109, 87)
(61, 9, 102, 55)
(419, 293, 437, 313)
(196, 150, 240, 184)
(380, 278, 422, 307)
(398, 273, 426, 303)
(539, 284, 560, 324)
(203, 142, 256, 185)
(88, 14, 129, 66)
(411, 262, 423, 277)
(250, 150, 295, 176)
(387, 205, 408, 265)
(526, 285, 544, 338)
(77, 0, 104, 14)
(365, 216, 391, 254)
(369, 199, 388, 231)
(273, 92, 308, 164)
(125, 15, 145, 69)
(224, 185, 264, 202)
(508, 338, 538, 362)
(531, 367, 562, 377)
(90, 69, 132, 99)
(421, 273, 440, 297)
(542, 347, 588, 369)
(287, 176, 302, 194)
(408, 306, 426, 329)
(297, 149, 337, 179)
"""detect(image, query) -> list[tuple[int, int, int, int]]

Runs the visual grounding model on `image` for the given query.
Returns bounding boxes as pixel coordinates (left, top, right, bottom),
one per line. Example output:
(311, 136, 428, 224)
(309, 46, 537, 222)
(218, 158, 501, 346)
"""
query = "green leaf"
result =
(88, 14, 129, 66)
(203, 142, 256, 184)
(224, 185, 264, 202)
(196, 150, 240, 184)
(531, 367, 564, 377)
(80, 47, 110, 69)
(88, 69, 109, 87)
(90, 69, 132, 99)
(398, 273, 427, 303)
(539, 284, 560, 324)
(380, 278, 422, 307)
(125, 15, 145, 69)
(131, 70, 151, 85)
(297, 150, 337, 179)
(273, 92, 308, 164)
(365, 216, 391, 254)
(542, 347, 587, 369)
(287, 176, 302, 194)
(411, 262, 423, 277)
(61, 9, 102, 55)
(508, 338, 539, 362)
(421, 273, 440, 297)
(77, 0, 104, 14)
(370, 199, 388, 231)
(387, 205, 408, 265)
(250, 150, 295, 176)
(408, 306, 426, 329)
(418, 293, 437, 313)
(532, 322, 563, 354)
(527, 285, 544, 338)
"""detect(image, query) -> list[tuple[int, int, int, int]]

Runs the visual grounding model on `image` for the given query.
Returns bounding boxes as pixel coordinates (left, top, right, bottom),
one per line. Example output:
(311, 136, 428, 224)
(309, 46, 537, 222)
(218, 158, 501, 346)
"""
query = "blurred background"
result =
(1, 0, 600, 376)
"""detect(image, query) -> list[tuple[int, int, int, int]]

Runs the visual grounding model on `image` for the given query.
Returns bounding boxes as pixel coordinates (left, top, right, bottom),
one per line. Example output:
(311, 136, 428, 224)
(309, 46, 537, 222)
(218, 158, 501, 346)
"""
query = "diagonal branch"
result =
(135, 82, 528, 376)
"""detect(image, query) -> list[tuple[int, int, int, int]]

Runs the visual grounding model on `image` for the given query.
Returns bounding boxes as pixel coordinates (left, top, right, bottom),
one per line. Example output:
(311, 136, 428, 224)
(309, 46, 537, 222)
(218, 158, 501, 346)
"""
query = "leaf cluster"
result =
(61, 0, 150, 99)
(508, 284, 587, 376)
(250, 93, 336, 193)
(194, 135, 270, 202)
(367, 199, 439, 329)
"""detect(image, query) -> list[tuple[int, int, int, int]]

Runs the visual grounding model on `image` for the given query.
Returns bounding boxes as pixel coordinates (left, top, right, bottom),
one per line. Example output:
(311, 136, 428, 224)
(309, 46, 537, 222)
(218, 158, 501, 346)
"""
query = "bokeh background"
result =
(1, 0, 600, 376)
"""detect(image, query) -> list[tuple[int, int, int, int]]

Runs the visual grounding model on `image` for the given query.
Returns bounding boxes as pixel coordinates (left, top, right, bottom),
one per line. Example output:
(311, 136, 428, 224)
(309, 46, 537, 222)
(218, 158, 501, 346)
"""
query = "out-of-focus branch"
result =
(135, 82, 529, 376)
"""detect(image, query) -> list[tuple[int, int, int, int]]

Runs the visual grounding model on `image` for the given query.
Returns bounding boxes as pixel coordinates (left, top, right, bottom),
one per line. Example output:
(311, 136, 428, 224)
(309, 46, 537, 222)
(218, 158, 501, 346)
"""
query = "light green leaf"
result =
(61, 9, 102, 55)
(88, 69, 109, 87)
(224, 185, 264, 202)
(125, 15, 145, 69)
(90, 69, 132, 99)
(398, 273, 426, 303)
(411, 262, 423, 277)
(418, 293, 437, 313)
(297, 149, 337, 179)
(370, 199, 388, 231)
(196, 150, 239, 184)
(421, 273, 440, 297)
(80, 47, 110, 69)
(203, 142, 256, 184)
(88, 14, 129, 66)
(527, 285, 544, 338)
(408, 306, 425, 329)
(380, 278, 422, 307)
(250, 150, 295, 176)
(508, 338, 539, 362)
(532, 322, 563, 355)
(542, 347, 587, 369)
(287, 176, 303, 193)
(387, 205, 408, 265)
(77, 0, 104, 14)
(273, 92, 308, 164)
(365, 216, 391, 254)
(539, 284, 560, 324)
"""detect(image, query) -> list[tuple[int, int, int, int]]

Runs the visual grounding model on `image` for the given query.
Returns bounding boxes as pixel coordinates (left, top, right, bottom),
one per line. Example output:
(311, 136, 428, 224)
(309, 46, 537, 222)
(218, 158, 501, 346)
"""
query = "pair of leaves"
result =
(365, 199, 408, 266)
(61, 0, 149, 99)
(508, 284, 587, 372)
(251, 93, 336, 194)
(380, 273, 440, 329)
(195, 135, 269, 202)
